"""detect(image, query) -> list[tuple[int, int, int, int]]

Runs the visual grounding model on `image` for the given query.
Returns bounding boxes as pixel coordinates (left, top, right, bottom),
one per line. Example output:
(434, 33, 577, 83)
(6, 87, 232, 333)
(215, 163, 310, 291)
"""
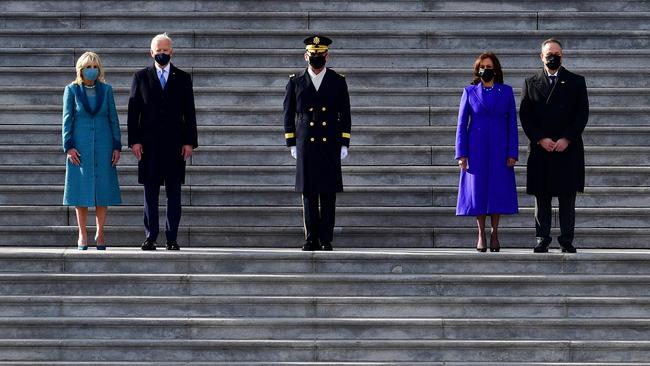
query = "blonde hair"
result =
(74, 51, 106, 85)
(150, 32, 173, 51)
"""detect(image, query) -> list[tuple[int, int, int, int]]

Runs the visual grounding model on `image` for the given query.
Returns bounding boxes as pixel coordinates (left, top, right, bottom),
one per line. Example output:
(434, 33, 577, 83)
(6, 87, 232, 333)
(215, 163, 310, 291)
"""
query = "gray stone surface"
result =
(0, 4, 649, 362)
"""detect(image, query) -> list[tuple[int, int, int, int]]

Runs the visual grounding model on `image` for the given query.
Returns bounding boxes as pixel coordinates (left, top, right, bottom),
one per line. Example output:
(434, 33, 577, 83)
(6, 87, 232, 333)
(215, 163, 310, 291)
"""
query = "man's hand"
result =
(538, 138, 556, 152)
(554, 138, 570, 152)
(340, 146, 348, 160)
(458, 157, 468, 170)
(131, 143, 143, 161)
(507, 157, 517, 168)
(182, 145, 193, 161)
(67, 148, 80, 166)
(290, 146, 297, 159)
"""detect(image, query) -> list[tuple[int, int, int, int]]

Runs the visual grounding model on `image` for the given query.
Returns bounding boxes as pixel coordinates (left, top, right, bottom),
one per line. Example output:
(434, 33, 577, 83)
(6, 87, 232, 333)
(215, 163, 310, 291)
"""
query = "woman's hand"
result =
(67, 148, 81, 166)
(507, 157, 517, 168)
(458, 157, 468, 170)
(112, 150, 121, 166)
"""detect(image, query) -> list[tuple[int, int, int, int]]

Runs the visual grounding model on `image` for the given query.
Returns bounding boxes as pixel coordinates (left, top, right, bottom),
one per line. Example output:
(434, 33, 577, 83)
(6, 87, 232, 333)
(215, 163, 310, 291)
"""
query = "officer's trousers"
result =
(302, 192, 336, 244)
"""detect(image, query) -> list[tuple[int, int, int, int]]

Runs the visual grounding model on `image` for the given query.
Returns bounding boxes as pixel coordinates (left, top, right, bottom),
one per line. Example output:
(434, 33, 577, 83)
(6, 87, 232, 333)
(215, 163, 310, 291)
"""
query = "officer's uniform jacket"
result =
(283, 68, 351, 193)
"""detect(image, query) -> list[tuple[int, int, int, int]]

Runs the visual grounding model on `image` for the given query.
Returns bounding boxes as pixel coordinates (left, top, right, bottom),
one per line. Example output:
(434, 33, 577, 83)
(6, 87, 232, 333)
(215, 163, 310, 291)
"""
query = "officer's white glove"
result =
(340, 146, 348, 160)
(290, 146, 297, 159)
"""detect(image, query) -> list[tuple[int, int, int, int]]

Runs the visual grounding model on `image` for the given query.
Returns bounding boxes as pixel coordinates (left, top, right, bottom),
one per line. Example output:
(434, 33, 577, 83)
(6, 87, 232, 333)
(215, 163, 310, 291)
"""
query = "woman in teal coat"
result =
(62, 51, 122, 250)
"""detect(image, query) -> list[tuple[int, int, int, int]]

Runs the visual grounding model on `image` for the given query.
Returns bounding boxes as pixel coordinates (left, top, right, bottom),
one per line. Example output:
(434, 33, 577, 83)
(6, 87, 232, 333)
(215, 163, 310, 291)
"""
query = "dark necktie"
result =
(549, 75, 557, 88)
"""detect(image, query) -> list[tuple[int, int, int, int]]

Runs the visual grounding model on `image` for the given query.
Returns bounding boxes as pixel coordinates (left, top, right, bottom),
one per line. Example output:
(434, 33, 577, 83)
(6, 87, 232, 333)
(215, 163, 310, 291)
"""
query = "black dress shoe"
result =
(301, 240, 320, 251)
(141, 239, 157, 251)
(560, 243, 577, 253)
(166, 241, 181, 251)
(321, 242, 333, 251)
(533, 241, 550, 253)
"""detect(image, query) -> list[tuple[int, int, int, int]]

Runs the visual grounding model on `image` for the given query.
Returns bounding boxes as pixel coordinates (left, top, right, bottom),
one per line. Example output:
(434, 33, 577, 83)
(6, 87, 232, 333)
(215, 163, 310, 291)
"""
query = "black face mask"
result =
(478, 68, 495, 83)
(154, 53, 171, 66)
(545, 55, 561, 70)
(308, 55, 326, 69)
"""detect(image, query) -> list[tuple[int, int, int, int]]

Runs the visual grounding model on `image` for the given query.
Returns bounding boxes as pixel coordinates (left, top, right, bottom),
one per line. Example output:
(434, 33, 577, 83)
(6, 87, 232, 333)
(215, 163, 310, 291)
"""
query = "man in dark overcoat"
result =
(520, 38, 589, 253)
(283, 35, 352, 251)
(128, 33, 198, 251)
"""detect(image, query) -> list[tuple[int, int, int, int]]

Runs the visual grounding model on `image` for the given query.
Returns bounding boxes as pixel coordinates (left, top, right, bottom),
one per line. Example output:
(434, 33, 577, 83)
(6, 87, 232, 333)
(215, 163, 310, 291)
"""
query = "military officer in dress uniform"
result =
(283, 35, 352, 251)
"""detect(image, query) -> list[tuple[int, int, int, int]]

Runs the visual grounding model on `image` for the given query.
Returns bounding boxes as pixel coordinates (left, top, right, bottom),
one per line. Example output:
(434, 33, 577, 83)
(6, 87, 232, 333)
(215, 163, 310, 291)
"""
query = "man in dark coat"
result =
(520, 38, 589, 253)
(283, 35, 352, 251)
(128, 33, 198, 251)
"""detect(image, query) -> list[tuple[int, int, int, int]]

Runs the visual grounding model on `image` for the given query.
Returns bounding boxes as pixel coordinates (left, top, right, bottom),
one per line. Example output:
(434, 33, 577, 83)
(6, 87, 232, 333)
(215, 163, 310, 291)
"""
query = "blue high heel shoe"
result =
(78, 238, 88, 251)
(96, 236, 106, 250)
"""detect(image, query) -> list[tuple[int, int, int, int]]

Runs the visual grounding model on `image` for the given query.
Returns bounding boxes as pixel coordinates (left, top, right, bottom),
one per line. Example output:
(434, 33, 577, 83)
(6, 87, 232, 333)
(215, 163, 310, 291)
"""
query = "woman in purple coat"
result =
(455, 52, 519, 252)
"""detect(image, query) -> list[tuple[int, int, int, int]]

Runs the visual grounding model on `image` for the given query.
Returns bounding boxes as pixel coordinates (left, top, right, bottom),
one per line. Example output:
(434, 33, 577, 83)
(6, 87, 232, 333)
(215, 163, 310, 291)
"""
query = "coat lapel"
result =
(532, 69, 550, 99)
(73, 82, 105, 116)
(470, 83, 490, 112)
(148, 65, 163, 93)
(165, 64, 178, 92)
(302, 68, 317, 94)
(317, 69, 333, 95)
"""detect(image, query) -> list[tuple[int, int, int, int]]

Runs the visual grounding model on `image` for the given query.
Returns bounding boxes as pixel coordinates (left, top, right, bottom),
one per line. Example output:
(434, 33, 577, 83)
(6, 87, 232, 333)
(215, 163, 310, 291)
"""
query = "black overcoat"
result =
(520, 67, 589, 195)
(127, 64, 198, 186)
(283, 69, 351, 193)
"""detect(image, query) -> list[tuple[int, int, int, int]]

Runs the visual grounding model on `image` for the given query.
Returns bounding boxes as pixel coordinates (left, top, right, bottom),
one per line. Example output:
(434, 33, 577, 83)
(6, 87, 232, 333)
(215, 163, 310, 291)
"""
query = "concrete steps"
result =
(2, 185, 650, 208)
(1, 165, 648, 187)
(1, 0, 649, 12)
(5, 11, 650, 31)
(2, 316, 650, 340)
(3, 48, 650, 68)
(2, 104, 649, 126)
(2, 293, 650, 318)
(2, 85, 648, 107)
(0, 2, 649, 363)
(4, 29, 650, 51)
(0, 249, 648, 362)
(2, 125, 649, 146)
(5, 144, 650, 167)
(1, 225, 649, 249)
(2, 67, 649, 88)
(0, 339, 648, 363)
(5, 205, 650, 229)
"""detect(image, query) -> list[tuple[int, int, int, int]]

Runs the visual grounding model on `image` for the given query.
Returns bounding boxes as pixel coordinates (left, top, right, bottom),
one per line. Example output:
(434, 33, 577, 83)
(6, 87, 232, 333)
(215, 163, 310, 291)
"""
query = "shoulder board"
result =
(289, 74, 295, 78)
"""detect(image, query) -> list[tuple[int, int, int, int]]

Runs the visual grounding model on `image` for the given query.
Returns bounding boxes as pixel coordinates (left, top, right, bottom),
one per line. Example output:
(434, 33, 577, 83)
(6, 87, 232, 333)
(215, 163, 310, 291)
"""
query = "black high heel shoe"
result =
(489, 238, 500, 252)
(476, 238, 487, 252)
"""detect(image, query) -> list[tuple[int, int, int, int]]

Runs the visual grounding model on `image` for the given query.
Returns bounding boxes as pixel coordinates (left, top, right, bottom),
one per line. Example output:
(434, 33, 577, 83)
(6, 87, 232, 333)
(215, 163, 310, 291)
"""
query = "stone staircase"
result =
(1, 2, 650, 248)
(0, 247, 647, 364)
(1, 1, 650, 364)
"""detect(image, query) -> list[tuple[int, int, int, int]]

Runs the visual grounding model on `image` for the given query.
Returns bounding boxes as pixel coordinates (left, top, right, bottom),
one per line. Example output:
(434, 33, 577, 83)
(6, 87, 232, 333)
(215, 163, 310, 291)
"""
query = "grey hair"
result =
(150, 32, 173, 50)
(541, 38, 563, 51)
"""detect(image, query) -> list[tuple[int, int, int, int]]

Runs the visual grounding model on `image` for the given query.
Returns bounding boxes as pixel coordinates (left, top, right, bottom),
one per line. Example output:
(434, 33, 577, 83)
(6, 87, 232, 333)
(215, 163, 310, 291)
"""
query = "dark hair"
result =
(541, 38, 563, 50)
(471, 52, 504, 85)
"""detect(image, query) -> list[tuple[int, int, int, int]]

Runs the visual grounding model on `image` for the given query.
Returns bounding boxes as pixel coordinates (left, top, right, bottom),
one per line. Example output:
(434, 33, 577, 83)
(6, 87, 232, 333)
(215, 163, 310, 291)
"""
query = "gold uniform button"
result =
(321, 107, 327, 112)
(309, 122, 314, 126)
(322, 122, 327, 126)
(322, 137, 327, 142)
(309, 107, 314, 112)
(310, 137, 315, 142)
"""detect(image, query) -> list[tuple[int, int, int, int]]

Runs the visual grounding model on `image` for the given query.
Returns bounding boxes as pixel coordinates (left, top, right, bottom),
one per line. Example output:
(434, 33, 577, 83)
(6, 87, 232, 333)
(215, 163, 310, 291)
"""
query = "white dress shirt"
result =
(308, 67, 327, 91)
(155, 63, 171, 84)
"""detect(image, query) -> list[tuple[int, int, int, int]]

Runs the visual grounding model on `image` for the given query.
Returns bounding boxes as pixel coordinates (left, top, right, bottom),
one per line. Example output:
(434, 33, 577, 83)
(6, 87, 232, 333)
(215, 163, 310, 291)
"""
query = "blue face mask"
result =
(82, 68, 99, 81)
